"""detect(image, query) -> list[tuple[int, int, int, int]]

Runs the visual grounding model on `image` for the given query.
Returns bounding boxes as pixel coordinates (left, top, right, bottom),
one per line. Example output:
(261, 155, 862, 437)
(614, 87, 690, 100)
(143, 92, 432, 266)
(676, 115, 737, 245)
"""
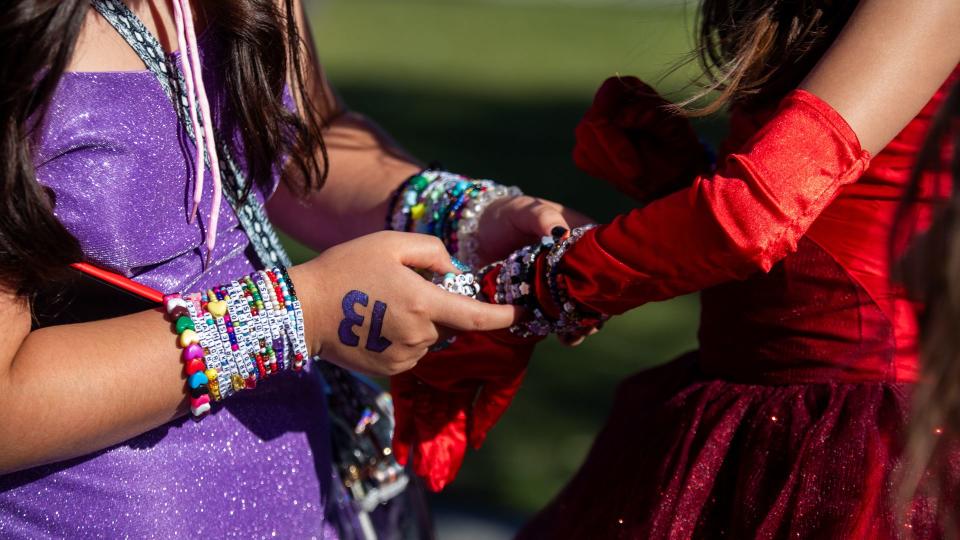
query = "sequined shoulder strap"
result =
(90, 0, 291, 268)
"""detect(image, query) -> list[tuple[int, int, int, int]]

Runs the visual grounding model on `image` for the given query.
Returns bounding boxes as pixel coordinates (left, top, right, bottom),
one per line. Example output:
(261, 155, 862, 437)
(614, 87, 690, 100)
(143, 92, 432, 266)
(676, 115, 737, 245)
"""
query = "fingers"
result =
(559, 334, 587, 347)
(394, 233, 459, 275)
(559, 327, 600, 347)
(560, 207, 596, 229)
(426, 286, 521, 331)
(522, 197, 595, 232)
(513, 198, 570, 238)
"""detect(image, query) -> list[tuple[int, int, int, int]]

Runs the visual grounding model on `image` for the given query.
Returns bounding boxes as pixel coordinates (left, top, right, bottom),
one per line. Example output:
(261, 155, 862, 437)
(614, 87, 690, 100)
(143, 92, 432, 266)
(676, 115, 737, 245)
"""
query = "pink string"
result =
(176, 0, 223, 263)
(171, 0, 204, 224)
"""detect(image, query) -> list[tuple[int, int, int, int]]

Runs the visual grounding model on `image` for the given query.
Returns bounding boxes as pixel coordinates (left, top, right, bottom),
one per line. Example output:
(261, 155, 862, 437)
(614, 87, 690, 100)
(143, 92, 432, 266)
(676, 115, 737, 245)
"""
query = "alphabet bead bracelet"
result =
(164, 266, 308, 418)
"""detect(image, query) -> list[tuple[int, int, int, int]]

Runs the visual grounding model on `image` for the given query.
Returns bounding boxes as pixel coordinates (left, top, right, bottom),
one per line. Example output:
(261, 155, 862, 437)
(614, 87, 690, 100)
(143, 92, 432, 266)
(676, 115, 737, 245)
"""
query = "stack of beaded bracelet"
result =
(542, 225, 608, 336)
(484, 239, 552, 338)
(482, 225, 607, 339)
(389, 169, 522, 269)
(164, 266, 309, 419)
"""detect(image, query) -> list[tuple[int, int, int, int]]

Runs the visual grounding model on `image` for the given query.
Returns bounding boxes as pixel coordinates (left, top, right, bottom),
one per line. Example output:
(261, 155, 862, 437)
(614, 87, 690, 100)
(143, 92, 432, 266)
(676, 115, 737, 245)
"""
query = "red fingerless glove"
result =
(546, 90, 871, 315)
(391, 266, 541, 492)
(573, 76, 712, 204)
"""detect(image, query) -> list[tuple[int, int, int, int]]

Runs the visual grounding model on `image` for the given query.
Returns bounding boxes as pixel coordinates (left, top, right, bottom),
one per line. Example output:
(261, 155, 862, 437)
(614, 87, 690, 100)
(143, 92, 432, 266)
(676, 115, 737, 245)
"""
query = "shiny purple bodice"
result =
(0, 32, 353, 538)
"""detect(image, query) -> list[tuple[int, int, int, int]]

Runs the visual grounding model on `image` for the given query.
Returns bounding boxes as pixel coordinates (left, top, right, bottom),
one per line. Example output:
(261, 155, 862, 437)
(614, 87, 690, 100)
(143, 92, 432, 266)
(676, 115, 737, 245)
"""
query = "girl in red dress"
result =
(390, 0, 960, 537)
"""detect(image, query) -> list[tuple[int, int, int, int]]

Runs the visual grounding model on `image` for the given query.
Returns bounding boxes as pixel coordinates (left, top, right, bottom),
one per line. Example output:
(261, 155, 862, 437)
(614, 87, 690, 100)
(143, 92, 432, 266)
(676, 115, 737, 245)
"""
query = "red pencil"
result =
(70, 262, 165, 304)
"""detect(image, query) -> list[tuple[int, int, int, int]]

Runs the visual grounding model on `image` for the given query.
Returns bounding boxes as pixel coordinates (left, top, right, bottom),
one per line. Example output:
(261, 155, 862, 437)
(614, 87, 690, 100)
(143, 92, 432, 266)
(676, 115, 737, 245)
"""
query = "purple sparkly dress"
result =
(0, 29, 362, 539)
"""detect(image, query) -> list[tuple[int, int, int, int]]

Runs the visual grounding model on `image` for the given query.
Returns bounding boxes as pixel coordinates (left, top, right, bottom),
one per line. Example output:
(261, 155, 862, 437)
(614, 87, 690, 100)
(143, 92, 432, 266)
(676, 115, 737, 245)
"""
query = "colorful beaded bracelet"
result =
(389, 169, 522, 269)
(165, 266, 309, 418)
(163, 293, 214, 418)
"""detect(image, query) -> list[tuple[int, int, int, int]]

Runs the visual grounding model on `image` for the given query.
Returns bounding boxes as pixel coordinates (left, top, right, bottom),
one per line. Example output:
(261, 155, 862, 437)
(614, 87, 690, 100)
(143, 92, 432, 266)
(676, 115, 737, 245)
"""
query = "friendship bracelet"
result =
(480, 225, 606, 339)
(435, 271, 481, 299)
(163, 293, 212, 418)
(542, 225, 609, 338)
(164, 266, 309, 418)
(430, 268, 483, 351)
(497, 242, 552, 338)
(187, 293, 230, 401)
(248, 276, 275, 379)
(454, 182, 522, 269)
(389, 169, 522, 269)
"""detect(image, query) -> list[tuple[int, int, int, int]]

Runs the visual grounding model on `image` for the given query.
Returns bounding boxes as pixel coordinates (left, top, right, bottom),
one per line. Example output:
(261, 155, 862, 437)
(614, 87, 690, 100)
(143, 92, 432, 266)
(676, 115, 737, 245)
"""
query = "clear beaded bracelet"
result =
(163, 266, 309, 419)
(389, 168, 522, 269)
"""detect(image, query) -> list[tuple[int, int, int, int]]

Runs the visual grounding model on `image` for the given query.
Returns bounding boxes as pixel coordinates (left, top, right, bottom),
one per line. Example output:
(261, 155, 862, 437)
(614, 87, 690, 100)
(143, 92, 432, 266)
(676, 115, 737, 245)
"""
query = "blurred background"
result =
(296, 0, 725, 536)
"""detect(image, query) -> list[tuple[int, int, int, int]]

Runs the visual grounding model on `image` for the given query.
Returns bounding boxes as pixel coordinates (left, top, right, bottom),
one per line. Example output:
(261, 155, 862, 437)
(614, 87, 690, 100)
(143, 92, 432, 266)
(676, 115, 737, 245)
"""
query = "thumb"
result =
(512, 200, 570, 238)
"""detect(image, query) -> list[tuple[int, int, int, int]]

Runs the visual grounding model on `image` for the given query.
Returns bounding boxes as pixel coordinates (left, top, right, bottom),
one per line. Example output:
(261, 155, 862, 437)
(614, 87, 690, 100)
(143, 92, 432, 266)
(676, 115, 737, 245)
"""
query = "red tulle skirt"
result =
(517, 353, 956, 539)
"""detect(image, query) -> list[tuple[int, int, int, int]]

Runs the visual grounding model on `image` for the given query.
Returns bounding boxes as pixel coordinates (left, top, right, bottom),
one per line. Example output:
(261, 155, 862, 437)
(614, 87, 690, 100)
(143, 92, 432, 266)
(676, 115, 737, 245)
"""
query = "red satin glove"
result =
(573, 76, 712, 204)
(391, 266, 541, 492)
(544, 90, 871, 315)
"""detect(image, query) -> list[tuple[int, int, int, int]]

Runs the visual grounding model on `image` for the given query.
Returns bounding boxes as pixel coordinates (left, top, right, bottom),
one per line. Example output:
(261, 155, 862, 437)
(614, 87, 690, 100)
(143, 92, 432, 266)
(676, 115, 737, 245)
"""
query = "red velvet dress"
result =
(517, 73, 960, 539)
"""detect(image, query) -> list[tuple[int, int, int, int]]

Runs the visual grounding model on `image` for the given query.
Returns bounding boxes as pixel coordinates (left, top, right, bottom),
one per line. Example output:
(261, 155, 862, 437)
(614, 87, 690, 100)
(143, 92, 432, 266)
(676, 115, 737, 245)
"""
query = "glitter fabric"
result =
(0, 29, 360, 539)
(516, 70, 960, 539)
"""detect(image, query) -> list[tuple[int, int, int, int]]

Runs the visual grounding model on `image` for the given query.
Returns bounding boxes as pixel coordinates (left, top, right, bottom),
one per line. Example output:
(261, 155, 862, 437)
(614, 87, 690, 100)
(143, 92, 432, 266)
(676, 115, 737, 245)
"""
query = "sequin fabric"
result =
(0, 30, 357, 539)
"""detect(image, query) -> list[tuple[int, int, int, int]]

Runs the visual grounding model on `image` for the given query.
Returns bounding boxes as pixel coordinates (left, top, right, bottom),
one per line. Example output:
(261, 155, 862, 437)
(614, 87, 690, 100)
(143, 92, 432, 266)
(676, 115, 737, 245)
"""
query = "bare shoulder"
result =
(67, 0, 177, 73)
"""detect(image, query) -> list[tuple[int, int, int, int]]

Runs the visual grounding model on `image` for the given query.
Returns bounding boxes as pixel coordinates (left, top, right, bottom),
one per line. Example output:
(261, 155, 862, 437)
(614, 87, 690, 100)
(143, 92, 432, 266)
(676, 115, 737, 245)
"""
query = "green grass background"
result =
(298, 0, 718, 519)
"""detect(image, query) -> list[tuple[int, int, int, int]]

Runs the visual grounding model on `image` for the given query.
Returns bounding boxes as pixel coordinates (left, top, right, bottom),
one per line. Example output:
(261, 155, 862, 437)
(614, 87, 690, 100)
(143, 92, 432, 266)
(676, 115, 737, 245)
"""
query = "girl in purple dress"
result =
(0, 0, 583, 537)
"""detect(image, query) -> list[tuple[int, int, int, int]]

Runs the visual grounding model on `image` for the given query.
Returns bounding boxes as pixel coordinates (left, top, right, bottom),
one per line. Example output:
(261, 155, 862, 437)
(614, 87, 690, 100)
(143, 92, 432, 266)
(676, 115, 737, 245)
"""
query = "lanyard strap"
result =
(91, 0, 292, 269)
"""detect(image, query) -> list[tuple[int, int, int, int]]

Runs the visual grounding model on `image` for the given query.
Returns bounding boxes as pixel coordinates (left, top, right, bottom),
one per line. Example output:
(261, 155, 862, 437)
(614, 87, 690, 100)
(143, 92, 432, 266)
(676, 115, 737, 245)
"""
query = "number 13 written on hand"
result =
(337, 290, 393, 353)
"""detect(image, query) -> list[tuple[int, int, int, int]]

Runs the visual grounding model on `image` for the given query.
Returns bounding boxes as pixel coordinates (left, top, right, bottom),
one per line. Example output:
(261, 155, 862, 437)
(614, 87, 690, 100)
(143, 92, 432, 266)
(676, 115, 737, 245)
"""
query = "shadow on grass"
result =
(289, 82, 721, 519)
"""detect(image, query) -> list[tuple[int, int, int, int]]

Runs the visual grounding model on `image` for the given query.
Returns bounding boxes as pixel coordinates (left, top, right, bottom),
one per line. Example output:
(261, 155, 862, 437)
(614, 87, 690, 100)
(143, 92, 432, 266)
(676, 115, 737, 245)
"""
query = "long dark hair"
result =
(894, 80, 960, 524)
(679, 0, 859, 115)
(0, 0, 327, 297)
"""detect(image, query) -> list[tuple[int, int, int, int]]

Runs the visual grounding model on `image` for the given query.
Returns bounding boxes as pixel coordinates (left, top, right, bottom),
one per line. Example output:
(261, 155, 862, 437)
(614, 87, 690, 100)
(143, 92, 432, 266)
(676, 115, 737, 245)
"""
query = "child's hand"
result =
(474, 195, 592, 267)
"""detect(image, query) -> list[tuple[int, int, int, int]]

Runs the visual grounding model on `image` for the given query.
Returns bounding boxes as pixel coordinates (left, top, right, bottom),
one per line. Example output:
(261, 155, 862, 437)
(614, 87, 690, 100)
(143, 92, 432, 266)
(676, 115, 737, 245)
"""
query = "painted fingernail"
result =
(551, 226, 568, 239)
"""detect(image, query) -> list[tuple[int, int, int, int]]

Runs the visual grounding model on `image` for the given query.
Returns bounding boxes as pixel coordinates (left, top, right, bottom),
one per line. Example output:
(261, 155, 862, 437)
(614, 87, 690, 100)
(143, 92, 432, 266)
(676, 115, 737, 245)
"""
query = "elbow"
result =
(0, 399, 26, 476)
(731, 227, 802, 276)
(0, 453, 23, 477)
